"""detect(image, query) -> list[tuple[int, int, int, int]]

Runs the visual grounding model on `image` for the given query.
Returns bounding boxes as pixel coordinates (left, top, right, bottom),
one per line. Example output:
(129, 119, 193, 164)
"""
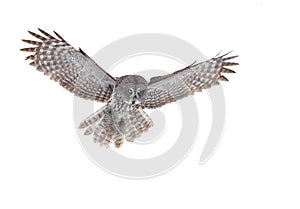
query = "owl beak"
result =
(131, 95, 141, 105)
(132, 96, 137, 104)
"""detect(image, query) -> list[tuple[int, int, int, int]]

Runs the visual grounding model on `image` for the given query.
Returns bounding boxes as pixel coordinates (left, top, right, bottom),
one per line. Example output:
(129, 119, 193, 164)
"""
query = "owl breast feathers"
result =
(21, 29, 238, 147)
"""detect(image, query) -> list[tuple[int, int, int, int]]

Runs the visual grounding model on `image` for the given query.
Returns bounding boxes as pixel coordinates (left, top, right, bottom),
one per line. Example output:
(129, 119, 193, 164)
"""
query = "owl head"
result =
(116, 75, 148, 105)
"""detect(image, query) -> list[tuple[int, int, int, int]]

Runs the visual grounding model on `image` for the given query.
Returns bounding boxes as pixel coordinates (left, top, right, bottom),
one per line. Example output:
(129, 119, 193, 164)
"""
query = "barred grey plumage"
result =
(21, 29, 238, 148)
(21, 28, 115, 102)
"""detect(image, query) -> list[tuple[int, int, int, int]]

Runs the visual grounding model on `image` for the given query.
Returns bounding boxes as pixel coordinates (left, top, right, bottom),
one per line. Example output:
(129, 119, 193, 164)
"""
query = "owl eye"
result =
(128, 89, 133, 94)
(137, 89, 144, 96)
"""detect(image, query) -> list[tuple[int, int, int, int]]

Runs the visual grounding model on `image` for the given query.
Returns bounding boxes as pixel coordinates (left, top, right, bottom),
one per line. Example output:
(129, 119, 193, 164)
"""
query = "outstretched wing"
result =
(21, 28, 116, 102)
(143, 52, 238, 109)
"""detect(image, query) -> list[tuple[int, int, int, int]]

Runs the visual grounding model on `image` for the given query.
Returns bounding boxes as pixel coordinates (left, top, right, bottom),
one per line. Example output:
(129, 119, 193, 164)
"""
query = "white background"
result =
(1, 0, 299, 208)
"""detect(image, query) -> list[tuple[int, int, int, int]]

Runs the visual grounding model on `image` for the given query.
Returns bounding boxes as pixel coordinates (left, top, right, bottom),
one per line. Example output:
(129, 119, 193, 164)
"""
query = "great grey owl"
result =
(21, 29, 238, 148)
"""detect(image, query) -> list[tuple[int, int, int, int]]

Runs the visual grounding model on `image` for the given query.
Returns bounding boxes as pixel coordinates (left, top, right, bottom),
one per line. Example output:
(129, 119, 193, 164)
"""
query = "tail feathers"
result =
(79, 106, 153, 147)
(79, 105, 123, 147)
(79, 106, 106, 129)
(124, 109, 153, 142)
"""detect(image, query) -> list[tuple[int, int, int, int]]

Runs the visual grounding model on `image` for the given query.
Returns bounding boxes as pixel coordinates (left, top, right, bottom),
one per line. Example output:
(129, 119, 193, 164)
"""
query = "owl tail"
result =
(79, 106, 153, 147)
(123, 109, 153, 143)
(79, 105, 123, 147)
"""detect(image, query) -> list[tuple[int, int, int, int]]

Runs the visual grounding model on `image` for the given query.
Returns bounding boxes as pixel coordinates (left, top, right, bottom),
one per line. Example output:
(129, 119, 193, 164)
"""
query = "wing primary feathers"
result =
(29, 61, 36, 66)
(213, 50, 223, 58)
(21, 29, 116, 103)
(223, 62, 239, 66)
(219, 50, 233, 58)
(223, 55, 239, 61)
(219, 75, 229, 81)
(22, 39, 41, 46)
(189, 60, 199, 68)
(222, 67, 236, 73)
(144, 51, 238, 109)
(25, 55, 34, 60)
(174, 60, 197, 74)
(219, 52, 238, 81)
(20, 47, 37, 52)
(53, 31, 66, 42)
(79, 48, 87, 56)
(37, 28, 55, 39)
(28, 31, 47, 41)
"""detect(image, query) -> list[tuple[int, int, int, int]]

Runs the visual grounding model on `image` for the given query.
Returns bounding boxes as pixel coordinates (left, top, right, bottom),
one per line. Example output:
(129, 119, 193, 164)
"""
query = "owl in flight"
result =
(21, 29, 238, 148)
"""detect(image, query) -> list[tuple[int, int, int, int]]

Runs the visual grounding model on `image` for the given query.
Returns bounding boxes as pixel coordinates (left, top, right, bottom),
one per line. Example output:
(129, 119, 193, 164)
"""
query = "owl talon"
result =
(114, 139, 123, 148)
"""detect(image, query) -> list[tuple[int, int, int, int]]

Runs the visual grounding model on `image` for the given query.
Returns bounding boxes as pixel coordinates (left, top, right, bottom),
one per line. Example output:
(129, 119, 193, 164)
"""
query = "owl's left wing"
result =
(21, 28, 116, 102)
(143, 52, 238, 109)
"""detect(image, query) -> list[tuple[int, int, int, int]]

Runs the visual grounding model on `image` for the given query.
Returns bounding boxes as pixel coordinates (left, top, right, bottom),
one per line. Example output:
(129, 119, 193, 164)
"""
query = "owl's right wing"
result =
(21, 28, 116, 102)
(143, 52, 238, 109)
